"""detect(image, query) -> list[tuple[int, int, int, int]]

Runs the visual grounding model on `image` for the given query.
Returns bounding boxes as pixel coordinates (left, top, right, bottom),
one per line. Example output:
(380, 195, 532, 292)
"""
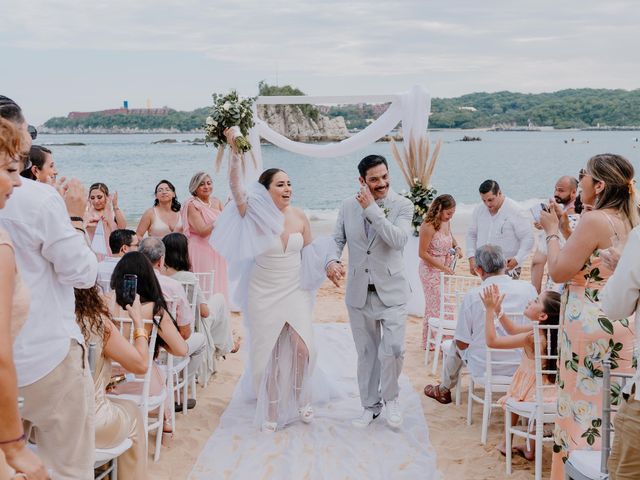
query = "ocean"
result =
(38, 130, 640, 229)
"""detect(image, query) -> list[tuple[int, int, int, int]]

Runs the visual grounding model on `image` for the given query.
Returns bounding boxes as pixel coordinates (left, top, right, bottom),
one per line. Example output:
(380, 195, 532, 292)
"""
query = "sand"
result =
(149, 215, 548, 479)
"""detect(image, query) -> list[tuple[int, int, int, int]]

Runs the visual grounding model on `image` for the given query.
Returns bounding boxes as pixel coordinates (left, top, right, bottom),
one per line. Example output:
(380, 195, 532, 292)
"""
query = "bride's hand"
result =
(224, 128, 239, 155)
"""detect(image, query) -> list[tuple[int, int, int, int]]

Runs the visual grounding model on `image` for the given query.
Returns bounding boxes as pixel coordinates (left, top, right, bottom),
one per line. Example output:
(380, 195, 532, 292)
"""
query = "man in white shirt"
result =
(466, 179, 534, 279)
(0, 97, 98, 479)
(600, 228, 640, 478)
(139, 237, 206, 409)
(96, 229, 139, 292)
(424, 245, 536, 404)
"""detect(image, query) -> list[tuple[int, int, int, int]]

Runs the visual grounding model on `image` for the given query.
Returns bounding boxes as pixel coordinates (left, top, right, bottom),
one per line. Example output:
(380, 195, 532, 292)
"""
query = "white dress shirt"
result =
(601, 226, 640, 400)
(0, 179, 98, 386)
(97, 256, 120, 292)
(466, 196, 534, 269)
(454, 274, 537, 378)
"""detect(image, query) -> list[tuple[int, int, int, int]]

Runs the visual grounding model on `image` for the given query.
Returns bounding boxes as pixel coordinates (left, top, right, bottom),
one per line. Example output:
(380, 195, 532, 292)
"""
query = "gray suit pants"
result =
(347, 291, 407, 414)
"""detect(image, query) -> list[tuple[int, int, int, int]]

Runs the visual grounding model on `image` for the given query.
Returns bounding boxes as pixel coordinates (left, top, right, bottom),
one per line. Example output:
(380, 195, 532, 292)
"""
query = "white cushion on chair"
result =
(113, 389, 166, 409)
(95, 438, 133, 464)
(471, 375, 513, 387)
(566, 450, 604, 479)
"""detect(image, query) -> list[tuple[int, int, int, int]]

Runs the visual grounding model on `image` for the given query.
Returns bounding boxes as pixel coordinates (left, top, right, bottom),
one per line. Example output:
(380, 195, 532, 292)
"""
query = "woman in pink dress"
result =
(418, 194, 462, 349)
(183, 172, 229, 302)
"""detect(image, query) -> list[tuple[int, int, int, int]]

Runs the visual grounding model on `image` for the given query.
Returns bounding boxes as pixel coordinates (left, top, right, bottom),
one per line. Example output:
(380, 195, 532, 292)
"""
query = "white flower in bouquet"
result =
(204, 90, 255, 152)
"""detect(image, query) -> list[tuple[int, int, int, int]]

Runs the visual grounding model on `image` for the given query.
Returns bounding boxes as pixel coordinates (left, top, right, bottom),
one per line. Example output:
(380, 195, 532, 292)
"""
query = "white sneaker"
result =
(385, 399, 403, 428)
(351, 409, 380, 428)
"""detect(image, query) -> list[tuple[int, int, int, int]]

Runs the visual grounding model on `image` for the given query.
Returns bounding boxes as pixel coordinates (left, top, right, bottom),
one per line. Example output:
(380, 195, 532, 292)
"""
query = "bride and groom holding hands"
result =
(212, 130, 413, 432)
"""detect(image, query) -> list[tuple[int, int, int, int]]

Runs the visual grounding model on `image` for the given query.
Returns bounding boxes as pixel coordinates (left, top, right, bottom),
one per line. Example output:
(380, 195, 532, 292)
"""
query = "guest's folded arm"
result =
(159, 311, 188, 356)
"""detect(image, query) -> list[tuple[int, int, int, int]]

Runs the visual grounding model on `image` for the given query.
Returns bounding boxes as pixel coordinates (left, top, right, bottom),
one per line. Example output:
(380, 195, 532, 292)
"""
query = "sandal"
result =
(299, 404, 314, 424)
(423, 384, 452, 404)
(231, 334, 242, 354)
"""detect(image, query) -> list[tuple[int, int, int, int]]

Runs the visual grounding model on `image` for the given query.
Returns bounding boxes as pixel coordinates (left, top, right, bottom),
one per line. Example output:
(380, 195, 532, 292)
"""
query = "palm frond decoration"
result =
(390, 135, 442, 236)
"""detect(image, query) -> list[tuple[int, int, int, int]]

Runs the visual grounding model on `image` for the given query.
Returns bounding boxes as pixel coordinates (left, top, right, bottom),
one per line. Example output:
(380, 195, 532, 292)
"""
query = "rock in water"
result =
(257, 105, 348, 142)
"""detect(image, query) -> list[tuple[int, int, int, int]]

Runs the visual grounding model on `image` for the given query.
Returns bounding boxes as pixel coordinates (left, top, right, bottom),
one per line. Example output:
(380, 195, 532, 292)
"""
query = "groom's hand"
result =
(326, 261, 345, 287)
(356, 185, 374, 209)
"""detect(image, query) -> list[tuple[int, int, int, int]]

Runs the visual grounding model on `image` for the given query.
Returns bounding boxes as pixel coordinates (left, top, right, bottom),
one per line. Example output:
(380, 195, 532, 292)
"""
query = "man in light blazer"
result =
(326, 154, 414, 428)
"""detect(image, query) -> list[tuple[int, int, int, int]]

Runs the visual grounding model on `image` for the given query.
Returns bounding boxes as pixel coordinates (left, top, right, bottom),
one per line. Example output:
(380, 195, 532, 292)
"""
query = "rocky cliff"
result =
(258, 105, 348, 142)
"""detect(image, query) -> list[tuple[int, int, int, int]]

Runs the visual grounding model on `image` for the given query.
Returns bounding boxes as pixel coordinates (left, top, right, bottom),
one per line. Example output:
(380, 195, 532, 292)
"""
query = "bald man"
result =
(531, 175, 578, 292)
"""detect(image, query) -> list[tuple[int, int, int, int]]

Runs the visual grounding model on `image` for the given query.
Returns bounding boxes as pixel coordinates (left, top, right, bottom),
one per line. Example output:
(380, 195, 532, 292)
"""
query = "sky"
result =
(2, 0, 639, 124)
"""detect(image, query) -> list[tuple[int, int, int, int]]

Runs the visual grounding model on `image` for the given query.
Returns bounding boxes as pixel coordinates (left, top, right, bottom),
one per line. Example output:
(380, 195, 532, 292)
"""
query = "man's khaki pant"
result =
(609, 395, 640, 480)
(20, 340, 95, 480)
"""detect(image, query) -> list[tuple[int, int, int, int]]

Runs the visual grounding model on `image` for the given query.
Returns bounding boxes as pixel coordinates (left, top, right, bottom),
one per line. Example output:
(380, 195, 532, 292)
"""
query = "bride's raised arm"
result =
(228, 151, 248, 217)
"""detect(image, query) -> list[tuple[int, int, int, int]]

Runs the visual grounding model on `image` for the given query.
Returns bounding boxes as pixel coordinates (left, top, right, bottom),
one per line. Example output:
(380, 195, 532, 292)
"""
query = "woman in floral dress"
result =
(540, 154, 638, 479)
(418, 194, 462, 349)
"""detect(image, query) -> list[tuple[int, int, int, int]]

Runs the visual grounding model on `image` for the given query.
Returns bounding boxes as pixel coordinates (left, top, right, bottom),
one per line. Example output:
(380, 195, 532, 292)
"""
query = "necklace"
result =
(196, 197, 212, 208)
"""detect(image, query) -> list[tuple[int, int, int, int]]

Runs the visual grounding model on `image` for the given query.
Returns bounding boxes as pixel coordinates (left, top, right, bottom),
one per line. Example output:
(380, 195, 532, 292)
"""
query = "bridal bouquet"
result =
(204, 90, 256, 171)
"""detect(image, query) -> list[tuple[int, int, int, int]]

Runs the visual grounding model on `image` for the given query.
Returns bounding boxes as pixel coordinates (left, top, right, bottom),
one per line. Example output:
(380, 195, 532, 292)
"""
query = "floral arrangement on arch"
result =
(390, 136, 441, 236)
(204, 90, 257, 172)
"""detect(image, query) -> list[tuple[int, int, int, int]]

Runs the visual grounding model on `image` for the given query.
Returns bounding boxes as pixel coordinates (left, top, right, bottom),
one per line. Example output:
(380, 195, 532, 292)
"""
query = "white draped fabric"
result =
(244, 85, 431, 315)
(189, 323, 440, 480)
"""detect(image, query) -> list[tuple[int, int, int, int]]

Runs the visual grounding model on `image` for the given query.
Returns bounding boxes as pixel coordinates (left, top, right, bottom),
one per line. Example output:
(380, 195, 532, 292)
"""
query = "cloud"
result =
(2, 0, 639, 122)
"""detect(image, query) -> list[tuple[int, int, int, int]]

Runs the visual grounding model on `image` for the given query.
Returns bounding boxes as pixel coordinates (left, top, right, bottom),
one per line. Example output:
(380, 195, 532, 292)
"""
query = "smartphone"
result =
(119, 274, 137, 308)
(530, 202, 548, 222)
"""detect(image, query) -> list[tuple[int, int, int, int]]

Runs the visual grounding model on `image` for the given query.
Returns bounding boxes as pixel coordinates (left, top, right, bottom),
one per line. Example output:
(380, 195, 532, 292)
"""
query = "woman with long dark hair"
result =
(162, 232, 236, 375)
(107, 251, 187, 433)
(136, 180, 183, 239)
(74, 286, 148, 479)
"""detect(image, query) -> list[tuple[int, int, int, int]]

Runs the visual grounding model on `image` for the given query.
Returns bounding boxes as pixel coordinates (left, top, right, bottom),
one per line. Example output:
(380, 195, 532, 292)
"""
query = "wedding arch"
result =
(244, 85, 432, 316)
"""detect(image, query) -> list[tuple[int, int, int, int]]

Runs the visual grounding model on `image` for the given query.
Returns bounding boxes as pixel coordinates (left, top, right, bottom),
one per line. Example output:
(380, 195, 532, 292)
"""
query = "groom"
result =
(326, 154, 413, 428)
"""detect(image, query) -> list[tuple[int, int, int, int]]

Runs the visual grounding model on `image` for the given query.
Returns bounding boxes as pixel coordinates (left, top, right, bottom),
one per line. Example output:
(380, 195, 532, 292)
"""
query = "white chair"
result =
(467, 312, 523, 444)
(565, 360, 633, 480)
(425, 273, 481, 374)
(194, 270, 216, 387)
(94, 438, 133, 480)
(505, 323, 559, 480)
(108, 316, 165, 462)
(176, 279, 199, 403)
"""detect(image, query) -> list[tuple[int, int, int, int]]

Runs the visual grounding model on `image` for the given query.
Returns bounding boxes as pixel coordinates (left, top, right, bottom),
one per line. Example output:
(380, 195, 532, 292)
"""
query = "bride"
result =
(211, 130, 320, 432)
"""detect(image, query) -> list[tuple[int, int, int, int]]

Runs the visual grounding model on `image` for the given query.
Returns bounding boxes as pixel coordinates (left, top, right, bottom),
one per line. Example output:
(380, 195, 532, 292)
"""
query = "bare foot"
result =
(231, 333, 242, 354)
(513, 444, 535, 461)
(496, 444, 508, 456)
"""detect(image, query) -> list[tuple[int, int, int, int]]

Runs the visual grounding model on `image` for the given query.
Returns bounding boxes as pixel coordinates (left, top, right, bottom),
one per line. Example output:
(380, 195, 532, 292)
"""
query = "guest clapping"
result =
(540, 154, 637, 479)
(136, 180, 183, 239)
(20, 146, 57, 184)
(418, 194, 462, 349)
(0, 96, 97, 479)
(182, 172, 229, 301)
(85, 182, 126, 249)
(0, 115, 47, 479)
(74, 287, 148, 480)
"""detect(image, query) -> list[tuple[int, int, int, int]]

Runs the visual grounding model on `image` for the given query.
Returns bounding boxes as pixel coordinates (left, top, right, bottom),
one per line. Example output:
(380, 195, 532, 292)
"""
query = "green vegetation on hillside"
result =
(257, 81, 319, 121)
(43, 88, 640, 131)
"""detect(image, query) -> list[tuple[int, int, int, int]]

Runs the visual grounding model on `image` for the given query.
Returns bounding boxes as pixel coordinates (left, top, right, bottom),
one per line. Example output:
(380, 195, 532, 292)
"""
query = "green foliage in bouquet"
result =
(404, 181, 437, 236)
(204, 90, 256, 152)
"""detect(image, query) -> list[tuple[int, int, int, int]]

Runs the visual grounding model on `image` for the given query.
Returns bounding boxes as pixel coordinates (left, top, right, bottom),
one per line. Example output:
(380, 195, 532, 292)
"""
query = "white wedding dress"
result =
(248, 232, 316, 426)
(211, 154, 332, 428)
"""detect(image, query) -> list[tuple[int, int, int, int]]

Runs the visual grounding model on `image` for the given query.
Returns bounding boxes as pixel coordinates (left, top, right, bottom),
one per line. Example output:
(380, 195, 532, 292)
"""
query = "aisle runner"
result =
(189, 323, 440, 480)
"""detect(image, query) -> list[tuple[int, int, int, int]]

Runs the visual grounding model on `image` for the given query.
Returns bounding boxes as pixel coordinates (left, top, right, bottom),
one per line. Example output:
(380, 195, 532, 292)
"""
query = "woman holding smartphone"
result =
(74, 287, 149, 480)
(107, 251, 188, 436)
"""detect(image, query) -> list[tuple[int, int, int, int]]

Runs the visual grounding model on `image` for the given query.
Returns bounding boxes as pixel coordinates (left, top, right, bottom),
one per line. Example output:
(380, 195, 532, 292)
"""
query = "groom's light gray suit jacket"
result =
(332, 188, 414, 309)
